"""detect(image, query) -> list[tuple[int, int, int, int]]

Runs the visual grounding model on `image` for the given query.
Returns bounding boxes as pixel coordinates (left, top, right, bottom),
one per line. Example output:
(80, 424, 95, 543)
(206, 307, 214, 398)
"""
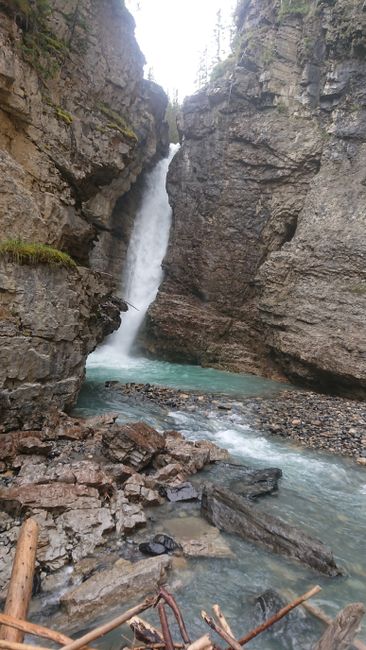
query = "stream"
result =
(73, 356, 366, 649)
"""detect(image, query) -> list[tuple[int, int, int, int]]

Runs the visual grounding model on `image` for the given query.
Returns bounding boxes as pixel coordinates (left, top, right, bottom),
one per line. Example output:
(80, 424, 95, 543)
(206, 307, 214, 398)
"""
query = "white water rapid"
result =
(89, 143, 179, 365)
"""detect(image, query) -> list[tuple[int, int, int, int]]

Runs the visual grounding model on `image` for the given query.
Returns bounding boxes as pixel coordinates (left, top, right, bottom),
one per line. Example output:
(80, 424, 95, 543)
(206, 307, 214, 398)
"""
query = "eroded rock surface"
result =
(143, 0, 366, 396)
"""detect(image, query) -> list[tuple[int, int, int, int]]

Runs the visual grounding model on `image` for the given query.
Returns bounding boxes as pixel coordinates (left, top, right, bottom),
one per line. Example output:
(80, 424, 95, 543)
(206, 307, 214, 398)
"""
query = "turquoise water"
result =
(74, 355, 366, 649)
(85, 354, 286, 397)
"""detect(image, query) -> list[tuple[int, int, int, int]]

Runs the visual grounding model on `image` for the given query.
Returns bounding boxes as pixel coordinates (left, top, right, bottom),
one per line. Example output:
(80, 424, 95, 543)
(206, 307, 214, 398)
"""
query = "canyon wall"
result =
(143, 0, 366, 396)
(0, 0, 168, 429)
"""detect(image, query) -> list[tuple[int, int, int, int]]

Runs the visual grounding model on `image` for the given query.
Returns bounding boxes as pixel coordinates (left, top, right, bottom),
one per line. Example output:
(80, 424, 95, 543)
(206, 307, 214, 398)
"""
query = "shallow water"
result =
(73, 355, 366, 648)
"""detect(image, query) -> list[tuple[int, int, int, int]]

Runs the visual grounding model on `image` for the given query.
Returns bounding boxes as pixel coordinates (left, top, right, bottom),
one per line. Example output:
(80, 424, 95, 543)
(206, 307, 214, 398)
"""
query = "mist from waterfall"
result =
(89, 143, 179, 366)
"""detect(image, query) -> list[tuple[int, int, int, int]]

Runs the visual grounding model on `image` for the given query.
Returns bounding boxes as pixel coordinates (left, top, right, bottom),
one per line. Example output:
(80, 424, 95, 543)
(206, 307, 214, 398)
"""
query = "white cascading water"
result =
(89, 143, 179, 365)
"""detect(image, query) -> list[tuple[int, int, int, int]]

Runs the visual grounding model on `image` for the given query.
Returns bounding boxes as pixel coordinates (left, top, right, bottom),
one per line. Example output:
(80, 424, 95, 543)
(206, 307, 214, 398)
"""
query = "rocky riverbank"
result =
(0, 409, 229, 622)
(105, 382, 366, 462)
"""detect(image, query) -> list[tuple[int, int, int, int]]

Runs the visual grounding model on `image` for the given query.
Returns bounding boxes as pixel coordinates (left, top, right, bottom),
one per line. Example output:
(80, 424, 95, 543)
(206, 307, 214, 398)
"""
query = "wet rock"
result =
(139, 542, 167, 556)
(253, 589, 311, 650)
(60, 555, 171, 621)
(201, 484, 343, 577)
(153, 534, 182, 553)
(230, 467, 282, 500)
(160, 482, 198, 502)
(102, 422, 165, 470)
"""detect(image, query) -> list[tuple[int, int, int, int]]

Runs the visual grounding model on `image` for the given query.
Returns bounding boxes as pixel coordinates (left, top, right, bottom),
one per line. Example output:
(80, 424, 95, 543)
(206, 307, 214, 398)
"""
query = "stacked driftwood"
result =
(0, 520, 365, 650)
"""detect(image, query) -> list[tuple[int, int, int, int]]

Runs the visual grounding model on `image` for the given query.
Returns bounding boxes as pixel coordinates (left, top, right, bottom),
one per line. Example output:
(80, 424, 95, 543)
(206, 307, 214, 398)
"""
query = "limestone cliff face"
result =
(143, 0, 366, 396)
(0, 0, 168, 429)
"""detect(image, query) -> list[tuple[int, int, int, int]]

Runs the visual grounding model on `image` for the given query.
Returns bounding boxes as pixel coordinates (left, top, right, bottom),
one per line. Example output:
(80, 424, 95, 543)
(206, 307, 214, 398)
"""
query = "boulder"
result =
(60, 555, 171, 621)
(160, 482, 198, 502)
(102, 422, 165, 470)
(201, 484, 343, 577)
(111, 491, 147, 534)
(124, 474, 162, 506)
(230, 467, 282, 500)
(139, 542, 167, 556)
(153, 534, 182, 553)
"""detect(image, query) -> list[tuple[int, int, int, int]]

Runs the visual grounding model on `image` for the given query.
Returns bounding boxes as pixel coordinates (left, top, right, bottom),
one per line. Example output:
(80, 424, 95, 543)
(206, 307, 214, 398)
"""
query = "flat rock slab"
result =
(60, 555, 171, 621)
(201, 484, 343, 577)
(0, 483, 100, 515)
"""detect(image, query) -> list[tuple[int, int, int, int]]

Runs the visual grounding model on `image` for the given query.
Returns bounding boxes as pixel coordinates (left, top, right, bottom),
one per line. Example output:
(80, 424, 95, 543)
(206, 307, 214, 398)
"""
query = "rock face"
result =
(143, 0, 366, 396)
(0, 0, 168, 429)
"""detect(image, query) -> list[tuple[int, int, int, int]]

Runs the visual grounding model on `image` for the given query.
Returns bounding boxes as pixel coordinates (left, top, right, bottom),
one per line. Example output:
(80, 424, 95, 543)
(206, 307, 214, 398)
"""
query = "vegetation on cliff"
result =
(0, 240, 77, 269)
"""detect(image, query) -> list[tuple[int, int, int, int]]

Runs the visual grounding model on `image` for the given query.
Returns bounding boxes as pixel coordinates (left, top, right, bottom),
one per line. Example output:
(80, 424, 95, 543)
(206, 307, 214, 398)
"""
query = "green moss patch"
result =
(98, 103, 138, 142)
(0, 240, 77, 269)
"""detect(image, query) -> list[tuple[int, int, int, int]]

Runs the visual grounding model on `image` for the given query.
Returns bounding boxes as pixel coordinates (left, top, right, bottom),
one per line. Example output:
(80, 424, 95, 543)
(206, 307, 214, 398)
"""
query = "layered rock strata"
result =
(143, 0, 366, 396)
(0, 0, 168, 428)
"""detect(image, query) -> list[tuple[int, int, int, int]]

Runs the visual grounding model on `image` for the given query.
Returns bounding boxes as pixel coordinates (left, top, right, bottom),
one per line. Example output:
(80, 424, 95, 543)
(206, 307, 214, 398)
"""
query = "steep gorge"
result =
(0, 0, 168, 430)
(143, 0, 366, 397)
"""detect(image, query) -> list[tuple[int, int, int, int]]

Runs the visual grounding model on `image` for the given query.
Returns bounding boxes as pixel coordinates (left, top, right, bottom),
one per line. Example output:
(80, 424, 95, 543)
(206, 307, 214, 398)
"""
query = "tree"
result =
(165, 89, 180, 144)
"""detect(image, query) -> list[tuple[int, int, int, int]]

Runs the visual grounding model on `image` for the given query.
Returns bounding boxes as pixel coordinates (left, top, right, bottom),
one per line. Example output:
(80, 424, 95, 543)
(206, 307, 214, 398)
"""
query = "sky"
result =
(125, 0, 237, 102)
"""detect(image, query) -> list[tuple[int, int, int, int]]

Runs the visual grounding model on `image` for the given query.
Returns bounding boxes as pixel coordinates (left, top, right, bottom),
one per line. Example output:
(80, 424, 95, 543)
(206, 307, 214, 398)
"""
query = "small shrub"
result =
(0, 240, 77, 269)
(278, 0, 309, 22)
(210, 56, 235, 82)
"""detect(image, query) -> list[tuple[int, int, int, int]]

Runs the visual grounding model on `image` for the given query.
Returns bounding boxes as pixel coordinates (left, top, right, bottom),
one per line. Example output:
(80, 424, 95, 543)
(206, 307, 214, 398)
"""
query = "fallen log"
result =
(0, 613, 93, 650)
(201, 484, 343, 577)
(212, 605, 234, 638)
(313, 603, 365, 650)
(60, 596, 156, 650)
(201, 610, 242, 650)
(0, 519, 39, 643)
(235, 585, 321, 646)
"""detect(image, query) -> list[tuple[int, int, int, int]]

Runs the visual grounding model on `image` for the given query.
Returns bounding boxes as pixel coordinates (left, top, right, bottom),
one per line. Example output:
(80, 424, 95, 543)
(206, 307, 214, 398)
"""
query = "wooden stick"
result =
(159, 587, 191, 644)
(0, 641, 53, 650)
(60, 596, 156, 650)
(133, 644, 185, 650)
(237, 585, 322, 646)
(157, 602, 174, 650)
(212, 605, 234, 638)
(128, 616, 164, 645)
(187, 634, 213, 650)
(301, 602, 366, 650)
(0, 519, 39, 643)
(202, 611, 242, 650)
(313, 603, 365, 650)
(0, 613, 93, 650)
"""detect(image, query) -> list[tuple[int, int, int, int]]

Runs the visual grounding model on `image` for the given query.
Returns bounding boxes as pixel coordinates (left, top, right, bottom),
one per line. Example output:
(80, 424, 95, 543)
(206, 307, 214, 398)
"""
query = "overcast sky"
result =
(125, 0, 236, 101)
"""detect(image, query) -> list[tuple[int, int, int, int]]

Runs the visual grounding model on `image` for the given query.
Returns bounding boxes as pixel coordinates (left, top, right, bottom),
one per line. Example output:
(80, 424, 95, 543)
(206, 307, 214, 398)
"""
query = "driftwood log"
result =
(0, 613, 93, 650)
(313, 603, 365, 650)
(0, 519, 39, 643)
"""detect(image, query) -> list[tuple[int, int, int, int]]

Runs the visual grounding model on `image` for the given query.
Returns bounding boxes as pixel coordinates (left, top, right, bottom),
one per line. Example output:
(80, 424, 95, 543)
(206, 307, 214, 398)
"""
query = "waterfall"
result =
(89, 143, 179, 365)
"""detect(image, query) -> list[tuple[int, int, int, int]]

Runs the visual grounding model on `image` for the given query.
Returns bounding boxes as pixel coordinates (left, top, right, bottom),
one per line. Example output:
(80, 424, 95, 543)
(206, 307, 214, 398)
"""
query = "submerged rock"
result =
(201, 484, 343, 577)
